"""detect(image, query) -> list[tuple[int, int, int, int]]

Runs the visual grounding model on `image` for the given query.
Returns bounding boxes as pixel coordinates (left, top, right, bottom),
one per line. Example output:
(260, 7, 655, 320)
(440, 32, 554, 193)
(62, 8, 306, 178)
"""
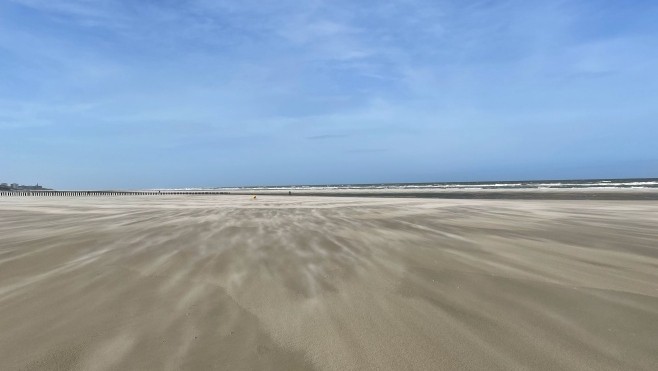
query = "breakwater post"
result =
(0, 191, 231, 197)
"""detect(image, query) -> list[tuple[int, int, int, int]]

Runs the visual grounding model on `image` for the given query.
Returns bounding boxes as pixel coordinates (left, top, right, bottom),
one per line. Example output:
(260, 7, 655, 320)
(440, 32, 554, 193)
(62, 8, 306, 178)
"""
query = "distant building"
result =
(3, 182, 50, 191)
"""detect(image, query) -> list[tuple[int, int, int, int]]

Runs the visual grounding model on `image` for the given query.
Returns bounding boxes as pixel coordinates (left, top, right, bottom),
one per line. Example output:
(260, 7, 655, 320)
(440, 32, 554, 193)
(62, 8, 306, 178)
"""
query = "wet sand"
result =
(1, 196, 657, 370)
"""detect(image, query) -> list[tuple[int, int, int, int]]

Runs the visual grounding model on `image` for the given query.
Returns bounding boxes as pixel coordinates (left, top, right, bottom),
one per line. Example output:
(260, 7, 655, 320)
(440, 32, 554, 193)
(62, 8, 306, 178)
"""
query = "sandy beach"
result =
(1, 195, 657, 370)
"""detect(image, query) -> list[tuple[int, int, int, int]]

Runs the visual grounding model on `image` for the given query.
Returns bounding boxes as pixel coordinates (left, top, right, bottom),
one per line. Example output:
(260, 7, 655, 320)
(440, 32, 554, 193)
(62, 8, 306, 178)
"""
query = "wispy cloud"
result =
(346, 148, 388, 154)
(2, 0, 658, 187)
(306, 134, 349, 140)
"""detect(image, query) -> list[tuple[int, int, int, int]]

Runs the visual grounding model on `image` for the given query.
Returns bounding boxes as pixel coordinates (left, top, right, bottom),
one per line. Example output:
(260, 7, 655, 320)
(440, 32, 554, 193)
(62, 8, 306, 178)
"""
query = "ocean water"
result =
(208, 178, 658, 192)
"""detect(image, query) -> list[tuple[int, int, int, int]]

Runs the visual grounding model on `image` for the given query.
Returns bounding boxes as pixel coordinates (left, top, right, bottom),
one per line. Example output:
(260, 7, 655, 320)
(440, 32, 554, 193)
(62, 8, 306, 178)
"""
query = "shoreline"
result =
(226, 189, 658, 200)
(2, 188, 658, 200)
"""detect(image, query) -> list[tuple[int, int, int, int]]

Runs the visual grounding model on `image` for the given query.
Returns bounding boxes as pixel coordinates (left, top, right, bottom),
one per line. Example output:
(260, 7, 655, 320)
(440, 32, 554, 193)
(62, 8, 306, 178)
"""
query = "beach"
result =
(1, 195, 657, 370)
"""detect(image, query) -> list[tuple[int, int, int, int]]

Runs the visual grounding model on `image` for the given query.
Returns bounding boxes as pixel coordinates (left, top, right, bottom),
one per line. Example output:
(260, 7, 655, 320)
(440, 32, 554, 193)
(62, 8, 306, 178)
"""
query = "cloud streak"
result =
(306, 134, 350, 140)
(1, 0, 658, 187)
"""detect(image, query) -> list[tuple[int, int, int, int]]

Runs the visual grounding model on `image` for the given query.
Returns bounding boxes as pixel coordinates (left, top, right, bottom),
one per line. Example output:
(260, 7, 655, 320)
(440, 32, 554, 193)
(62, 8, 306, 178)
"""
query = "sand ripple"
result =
(1, 196, 657, 370)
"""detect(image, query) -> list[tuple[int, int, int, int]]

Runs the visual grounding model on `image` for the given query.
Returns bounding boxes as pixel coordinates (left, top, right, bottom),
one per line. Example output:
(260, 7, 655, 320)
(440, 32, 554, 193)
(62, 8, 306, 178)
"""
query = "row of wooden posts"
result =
(0, 191, 231, 197)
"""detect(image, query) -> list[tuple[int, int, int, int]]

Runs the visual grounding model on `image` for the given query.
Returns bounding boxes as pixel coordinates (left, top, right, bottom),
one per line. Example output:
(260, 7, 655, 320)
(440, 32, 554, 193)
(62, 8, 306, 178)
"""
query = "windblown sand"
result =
(1, 196, 657, 370)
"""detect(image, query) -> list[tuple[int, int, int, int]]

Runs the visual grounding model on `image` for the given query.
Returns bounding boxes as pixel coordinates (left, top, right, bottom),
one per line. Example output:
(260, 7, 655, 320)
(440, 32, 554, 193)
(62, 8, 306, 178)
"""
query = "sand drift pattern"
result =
(1, 196, 657, 370)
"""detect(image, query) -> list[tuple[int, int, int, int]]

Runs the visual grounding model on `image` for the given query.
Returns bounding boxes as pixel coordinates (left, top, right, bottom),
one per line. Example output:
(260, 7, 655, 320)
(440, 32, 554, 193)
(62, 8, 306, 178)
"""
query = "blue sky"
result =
(1, 0, 657, 188)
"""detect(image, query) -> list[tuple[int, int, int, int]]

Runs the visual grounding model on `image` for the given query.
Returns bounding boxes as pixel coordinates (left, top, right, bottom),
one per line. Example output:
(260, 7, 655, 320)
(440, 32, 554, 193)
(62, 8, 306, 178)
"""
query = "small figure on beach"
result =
(252, 195, 257, 200)
(289, 191, 292, 195)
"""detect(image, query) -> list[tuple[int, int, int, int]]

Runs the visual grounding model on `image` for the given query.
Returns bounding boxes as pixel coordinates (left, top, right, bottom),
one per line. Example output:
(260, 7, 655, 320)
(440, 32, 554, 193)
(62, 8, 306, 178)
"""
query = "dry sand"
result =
(1, 196, 657, 370)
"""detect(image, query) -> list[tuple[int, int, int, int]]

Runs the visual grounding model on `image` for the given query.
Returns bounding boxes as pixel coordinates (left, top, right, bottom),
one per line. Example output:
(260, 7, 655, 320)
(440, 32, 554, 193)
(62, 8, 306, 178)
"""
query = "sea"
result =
(137, 178, 658, 199)
(206, 178, 658, 192)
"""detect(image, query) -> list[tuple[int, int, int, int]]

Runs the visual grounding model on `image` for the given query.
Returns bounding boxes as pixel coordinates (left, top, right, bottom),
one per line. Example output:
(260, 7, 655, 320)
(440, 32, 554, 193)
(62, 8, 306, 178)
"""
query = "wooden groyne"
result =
(0, 191, 231, 197)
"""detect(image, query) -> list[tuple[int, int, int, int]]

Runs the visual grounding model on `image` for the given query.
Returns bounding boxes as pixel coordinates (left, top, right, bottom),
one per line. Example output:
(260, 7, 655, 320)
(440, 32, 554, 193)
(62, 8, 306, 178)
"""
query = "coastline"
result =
(225, 188, 658, 200)
(3, 188, 658, 200)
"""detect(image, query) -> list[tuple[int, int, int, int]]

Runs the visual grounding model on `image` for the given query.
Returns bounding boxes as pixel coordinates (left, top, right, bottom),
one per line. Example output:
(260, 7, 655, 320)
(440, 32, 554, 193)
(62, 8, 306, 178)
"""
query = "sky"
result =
(1, 0, 657, 189)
